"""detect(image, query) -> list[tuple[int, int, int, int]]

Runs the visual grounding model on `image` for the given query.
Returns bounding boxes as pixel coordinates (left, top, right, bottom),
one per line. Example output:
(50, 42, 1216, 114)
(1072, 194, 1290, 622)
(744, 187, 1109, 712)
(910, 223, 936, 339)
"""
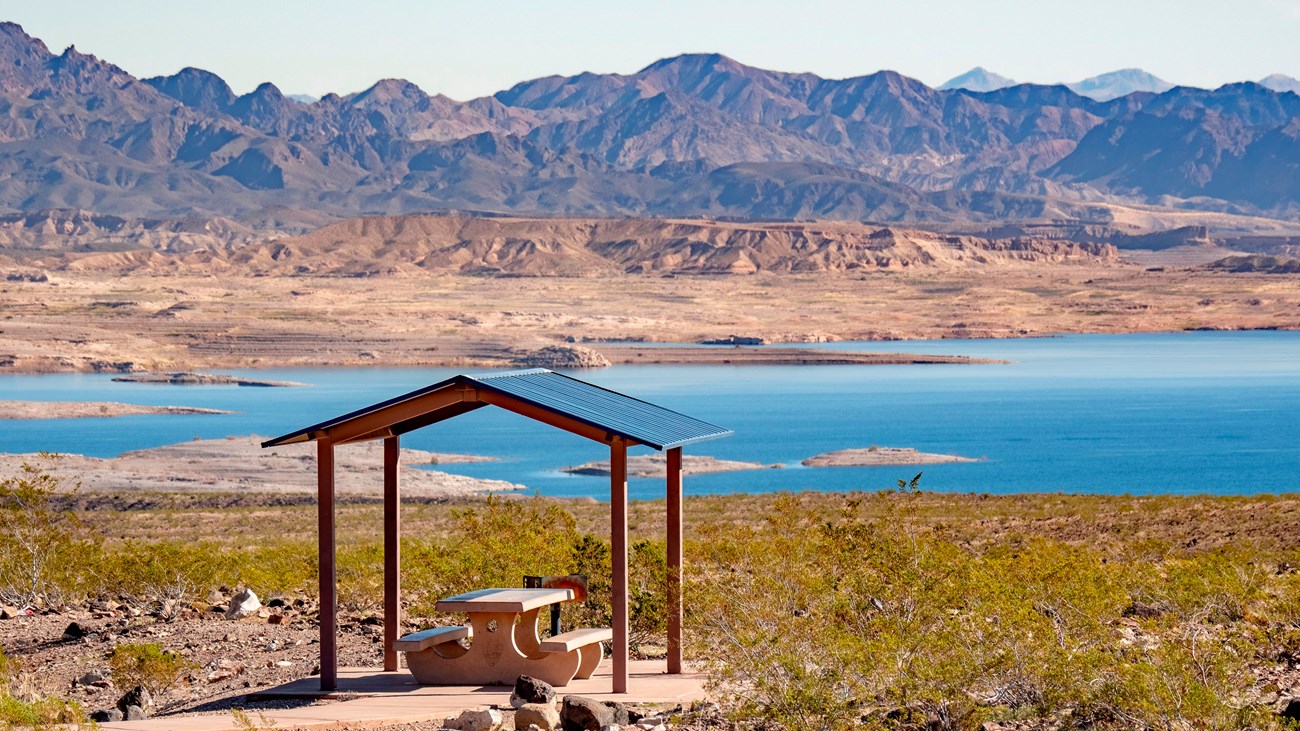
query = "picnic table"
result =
(395, 587, 611, 687)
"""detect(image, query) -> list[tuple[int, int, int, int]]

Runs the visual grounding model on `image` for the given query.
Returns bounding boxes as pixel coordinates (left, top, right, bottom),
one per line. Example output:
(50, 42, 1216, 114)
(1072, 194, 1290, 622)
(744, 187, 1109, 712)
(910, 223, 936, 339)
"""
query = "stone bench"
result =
(394, 625, 471, 655)
(539, 627, 611, 680)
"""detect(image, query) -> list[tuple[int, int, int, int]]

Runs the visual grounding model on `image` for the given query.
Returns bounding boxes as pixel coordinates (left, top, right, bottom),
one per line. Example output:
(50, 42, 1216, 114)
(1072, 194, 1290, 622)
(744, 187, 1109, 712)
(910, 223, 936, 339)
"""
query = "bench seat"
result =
(394, 625, 471, 652)
(538, 627, 612, 653)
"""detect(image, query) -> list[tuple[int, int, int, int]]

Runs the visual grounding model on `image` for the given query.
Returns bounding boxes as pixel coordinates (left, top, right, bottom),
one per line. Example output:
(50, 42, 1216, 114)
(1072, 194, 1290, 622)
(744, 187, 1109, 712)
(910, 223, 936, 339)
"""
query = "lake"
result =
(2, 331, 1299, 500)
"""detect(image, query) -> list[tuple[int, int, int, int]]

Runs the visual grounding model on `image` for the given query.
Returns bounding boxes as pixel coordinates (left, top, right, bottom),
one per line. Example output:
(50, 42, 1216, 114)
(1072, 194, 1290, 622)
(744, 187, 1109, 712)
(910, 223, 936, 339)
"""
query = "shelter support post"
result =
(610, 437, 629, 694)
(317, 438, 338, 691)
(666, 446, 683, 674)
(383, 436, 401, 672)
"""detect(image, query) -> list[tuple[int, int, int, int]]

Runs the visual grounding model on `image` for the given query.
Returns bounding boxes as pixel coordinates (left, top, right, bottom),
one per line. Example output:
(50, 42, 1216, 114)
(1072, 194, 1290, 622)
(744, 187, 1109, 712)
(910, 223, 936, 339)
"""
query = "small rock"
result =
(0, 605, 19, 620)
(512, 675, 557, 708)
(225, 588, 261, 620)
(117, 685, 153, 713)
(268, 613, 287, 625)
(205, 589, 226, 605)
(124, 704, 147, 721)
(599, 726, 621, 731)
(562, 696, 627, 731)
(275, 660, 294, 668)
(61, 621, 88, 640)
(516, 702, 561, 731)
(75, 672, 105, 687)
(1282, 698, 1300, 721)
(448, 707, 504, 731)
(90, 708, 124, 723)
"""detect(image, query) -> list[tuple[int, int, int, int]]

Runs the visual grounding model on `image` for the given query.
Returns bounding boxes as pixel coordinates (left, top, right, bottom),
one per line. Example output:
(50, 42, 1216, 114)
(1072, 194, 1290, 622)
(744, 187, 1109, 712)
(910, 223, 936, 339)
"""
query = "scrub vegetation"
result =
(1, 463, 1299, 730)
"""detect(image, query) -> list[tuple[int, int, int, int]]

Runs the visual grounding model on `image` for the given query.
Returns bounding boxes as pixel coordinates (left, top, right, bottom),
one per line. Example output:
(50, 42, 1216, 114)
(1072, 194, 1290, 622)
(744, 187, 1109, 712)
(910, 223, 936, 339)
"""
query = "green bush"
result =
(0, 458, 98, 608)
(687, 489, 1283, 731)
(108, 643, 194, 695)
(0, 694, 86, 729)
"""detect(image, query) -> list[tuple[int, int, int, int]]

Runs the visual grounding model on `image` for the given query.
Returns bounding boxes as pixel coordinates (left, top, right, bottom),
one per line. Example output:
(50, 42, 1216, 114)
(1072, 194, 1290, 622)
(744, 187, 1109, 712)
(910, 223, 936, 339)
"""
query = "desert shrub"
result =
(0, 459, 98, 607)
(0, 645, 87, 729)
(687, 485, 1287, 731)
(0, 694, 86, 729)
(401, 495, 582, 615)
(108, 642, 194, 695)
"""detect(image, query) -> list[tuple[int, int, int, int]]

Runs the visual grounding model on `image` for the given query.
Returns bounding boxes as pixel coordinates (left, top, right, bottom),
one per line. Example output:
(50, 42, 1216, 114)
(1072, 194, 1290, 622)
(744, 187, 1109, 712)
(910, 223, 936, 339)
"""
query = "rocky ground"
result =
(0, 593, 708, 730)
(0, 590, 382, 720)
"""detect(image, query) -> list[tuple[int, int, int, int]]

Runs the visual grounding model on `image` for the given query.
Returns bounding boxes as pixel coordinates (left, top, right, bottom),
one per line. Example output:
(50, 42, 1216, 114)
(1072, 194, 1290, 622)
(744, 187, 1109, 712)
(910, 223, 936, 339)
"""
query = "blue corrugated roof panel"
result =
(468, 369, 732, 450)
(262, 368, 731, 450)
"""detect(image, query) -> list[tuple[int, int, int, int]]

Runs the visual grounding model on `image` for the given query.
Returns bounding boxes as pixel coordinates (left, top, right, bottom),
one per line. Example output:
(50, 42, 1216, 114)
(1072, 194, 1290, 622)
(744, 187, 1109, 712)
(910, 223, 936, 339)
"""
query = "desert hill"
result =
(39, 215, 1116, 277)
(1, 22, 1300, 227)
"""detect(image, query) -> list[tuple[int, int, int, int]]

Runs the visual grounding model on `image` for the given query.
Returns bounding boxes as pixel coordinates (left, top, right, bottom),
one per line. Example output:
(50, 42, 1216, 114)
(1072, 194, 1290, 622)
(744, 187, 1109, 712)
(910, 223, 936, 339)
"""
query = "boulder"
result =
(117, 685, 153, 713)
(1282, 698, 1300, 722)
(225, 588, 261, 620)
(511, 675, 557, 708)
(446, 707, 504, 731)
(512, 345, 610, 369)
(515, 702, 561, 731)
(124, 704, 147, 721)
(89, 708, 124, 723)
(61, 621, 88, 640)
(562, 696, 628, 731)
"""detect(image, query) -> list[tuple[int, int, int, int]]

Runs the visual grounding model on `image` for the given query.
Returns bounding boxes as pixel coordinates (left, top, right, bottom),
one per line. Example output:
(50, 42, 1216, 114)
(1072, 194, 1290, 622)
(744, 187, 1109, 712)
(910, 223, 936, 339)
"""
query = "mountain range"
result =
(2, 21, 1300, 231)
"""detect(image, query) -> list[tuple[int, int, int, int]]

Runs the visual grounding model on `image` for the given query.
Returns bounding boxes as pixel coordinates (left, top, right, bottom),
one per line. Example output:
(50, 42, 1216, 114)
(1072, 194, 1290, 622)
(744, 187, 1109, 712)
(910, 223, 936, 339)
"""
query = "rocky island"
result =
(802, 447, 981, 467)
(563, 453, 781, 477)
(0, 401, 232, 420)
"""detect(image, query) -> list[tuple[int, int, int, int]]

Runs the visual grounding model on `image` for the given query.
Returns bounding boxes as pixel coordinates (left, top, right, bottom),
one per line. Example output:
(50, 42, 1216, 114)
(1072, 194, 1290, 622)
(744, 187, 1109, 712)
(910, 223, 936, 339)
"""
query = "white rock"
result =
(515, 703, 561, 731)
(450, 707, 504, 731)
(225, 588, 261, 620)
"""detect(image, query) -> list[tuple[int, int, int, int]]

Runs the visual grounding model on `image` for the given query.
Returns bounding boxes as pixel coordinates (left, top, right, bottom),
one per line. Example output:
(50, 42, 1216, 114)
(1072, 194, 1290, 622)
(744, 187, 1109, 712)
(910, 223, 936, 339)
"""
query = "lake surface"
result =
(2, 331, 1299, 499)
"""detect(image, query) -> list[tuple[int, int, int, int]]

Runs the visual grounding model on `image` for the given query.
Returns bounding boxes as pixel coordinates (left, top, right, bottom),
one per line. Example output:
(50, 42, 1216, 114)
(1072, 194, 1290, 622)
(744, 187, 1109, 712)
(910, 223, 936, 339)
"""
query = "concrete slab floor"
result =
(97, 660, 708, 731)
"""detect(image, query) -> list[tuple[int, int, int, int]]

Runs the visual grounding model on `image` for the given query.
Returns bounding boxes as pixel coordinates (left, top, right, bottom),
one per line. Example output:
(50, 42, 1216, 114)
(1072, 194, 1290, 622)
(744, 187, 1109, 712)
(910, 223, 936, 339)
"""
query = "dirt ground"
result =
(1, 266, 1297, 373)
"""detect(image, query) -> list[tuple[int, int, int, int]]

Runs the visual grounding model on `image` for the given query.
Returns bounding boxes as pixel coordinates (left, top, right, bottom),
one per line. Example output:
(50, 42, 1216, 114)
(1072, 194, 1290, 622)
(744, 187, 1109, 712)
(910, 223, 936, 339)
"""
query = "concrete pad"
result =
(97, 660, 707, 731)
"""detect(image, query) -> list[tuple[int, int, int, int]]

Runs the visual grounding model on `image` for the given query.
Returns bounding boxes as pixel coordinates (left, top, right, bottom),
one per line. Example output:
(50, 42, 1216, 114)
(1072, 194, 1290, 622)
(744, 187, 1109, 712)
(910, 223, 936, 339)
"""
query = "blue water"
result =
(1, 332, 1298, 499)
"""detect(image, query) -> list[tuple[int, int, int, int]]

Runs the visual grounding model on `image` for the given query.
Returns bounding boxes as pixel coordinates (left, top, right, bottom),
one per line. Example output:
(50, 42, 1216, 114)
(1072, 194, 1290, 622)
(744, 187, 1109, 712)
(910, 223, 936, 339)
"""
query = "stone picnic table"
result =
(396, 588, 612, 687)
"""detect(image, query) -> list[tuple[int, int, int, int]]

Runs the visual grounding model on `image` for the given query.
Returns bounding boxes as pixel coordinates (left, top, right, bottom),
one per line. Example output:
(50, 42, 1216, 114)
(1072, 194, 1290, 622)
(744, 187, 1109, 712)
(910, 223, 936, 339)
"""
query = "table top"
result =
(436, 587, 574, 613)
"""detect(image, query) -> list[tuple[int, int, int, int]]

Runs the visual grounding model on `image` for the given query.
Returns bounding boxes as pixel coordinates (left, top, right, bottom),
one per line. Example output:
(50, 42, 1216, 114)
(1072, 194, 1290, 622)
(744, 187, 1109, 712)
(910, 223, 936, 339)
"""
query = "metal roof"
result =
(261, 368, 732, 451)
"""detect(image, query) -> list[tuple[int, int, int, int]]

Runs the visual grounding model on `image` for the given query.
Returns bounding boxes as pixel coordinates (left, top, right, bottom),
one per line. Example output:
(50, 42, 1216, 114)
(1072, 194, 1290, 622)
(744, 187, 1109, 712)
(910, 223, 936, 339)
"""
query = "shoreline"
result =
(1, 269, 1296, 374)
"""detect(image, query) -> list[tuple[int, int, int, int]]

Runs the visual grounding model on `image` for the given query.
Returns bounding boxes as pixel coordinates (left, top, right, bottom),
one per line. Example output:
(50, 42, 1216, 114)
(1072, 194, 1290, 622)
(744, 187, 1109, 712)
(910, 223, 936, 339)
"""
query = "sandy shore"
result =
(1, 436, 518, 497)
(802, 447, 980, 467)
(112, 372, 306, 386)
(0, 400, 232, 420)
(0, 267, 1295, 374)
(595, 345, 1004, 366)
(563, 453, 781, 478)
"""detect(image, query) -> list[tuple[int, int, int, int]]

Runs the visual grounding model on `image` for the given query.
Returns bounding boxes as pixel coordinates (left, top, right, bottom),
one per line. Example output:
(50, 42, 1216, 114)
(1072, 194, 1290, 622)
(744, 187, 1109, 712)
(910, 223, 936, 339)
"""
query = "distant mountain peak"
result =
(1067, 68, 1173, 101)
(144, 66, 236, 113)
(939, 67, 1016, 92)
(1259, 73, 1300, 94)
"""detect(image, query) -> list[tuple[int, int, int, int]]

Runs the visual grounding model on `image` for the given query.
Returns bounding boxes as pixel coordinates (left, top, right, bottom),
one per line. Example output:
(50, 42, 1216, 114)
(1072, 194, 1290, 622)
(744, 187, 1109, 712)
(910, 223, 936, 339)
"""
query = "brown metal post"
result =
(666, 446, 683, 674)
(317, 438, 338, 691)
(383, 436, 401, 672)
(610, 438, 629, 694)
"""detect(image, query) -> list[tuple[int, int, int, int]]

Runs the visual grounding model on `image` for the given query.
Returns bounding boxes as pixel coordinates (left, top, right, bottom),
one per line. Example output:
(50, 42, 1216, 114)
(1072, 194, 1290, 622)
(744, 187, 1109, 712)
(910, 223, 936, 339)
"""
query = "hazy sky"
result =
(9, 0, 1300, 100)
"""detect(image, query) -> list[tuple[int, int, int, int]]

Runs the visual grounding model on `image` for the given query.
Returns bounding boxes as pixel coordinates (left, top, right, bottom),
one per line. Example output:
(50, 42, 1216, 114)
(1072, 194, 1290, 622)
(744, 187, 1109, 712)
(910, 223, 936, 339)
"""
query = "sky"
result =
(8, 0, 1300, 101)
